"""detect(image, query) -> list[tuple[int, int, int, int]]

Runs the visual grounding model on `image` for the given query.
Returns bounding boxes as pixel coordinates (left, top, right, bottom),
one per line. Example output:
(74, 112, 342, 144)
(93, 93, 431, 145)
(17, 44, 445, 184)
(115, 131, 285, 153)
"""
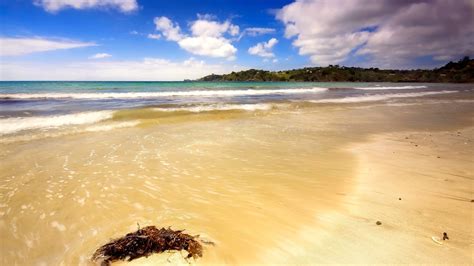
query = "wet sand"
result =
(341, 129, 473, 263)
(265, 128, 473, 264)
(1, 95, 473, 265)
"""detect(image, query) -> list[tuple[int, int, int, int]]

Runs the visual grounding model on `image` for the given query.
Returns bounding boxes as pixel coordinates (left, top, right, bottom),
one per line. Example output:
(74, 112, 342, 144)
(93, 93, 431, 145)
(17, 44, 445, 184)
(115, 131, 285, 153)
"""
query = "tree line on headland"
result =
(199, 57, 474, 83)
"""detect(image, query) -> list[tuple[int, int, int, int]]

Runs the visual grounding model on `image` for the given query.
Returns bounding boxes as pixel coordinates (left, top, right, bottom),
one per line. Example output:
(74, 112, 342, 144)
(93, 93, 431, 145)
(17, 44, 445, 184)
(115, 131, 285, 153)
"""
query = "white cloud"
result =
(190, 19, 236, 37)
(178, 37, 237, 58)
(147, 33, 161, 40)
(277, 0, 474, 67)
(248, 38, 278, 58)
(229, 25, 240, 36)
(0, 37, 96, 56)
(152, 15, 238, 59)
(244, 27, 275, 36)
(153, 16, 184, 42)
(89, 53, 112, 59)
(0, 57, 244, 81)
(34, 0, 138, 13)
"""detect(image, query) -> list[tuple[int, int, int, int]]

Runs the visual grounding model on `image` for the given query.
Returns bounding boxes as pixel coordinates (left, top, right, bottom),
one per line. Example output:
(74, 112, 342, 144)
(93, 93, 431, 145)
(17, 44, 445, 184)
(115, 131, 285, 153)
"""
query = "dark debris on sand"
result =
(92, 226, 204, 265)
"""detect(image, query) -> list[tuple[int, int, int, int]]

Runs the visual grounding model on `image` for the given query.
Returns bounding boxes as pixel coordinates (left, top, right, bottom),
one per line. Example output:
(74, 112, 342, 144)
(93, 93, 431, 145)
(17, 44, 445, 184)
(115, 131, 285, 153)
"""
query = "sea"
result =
(0, 81, 471, 138)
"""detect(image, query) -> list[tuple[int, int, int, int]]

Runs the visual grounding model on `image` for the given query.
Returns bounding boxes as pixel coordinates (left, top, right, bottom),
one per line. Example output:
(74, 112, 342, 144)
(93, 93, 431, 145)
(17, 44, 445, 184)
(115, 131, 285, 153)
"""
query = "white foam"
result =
(0, 87, 327, 99)
(355, 85, 427, 90)
(309, 90, 456, 103)
(0, 111, 114, 135)
(153, 103, 273, 113)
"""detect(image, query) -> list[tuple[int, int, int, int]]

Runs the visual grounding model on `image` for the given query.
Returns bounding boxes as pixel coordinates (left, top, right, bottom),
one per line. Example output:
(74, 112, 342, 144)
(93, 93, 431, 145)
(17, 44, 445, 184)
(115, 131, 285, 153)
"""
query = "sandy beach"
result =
(342, 129, 473, 263)
(113, 106, 474, 265)
(268, 128, 473, 264)
(1, 86, 473, 265)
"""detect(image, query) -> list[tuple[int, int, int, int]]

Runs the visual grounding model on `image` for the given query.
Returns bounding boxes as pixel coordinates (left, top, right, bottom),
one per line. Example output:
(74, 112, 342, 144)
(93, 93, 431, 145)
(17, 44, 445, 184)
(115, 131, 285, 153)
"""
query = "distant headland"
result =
(199, 57, 473, 83)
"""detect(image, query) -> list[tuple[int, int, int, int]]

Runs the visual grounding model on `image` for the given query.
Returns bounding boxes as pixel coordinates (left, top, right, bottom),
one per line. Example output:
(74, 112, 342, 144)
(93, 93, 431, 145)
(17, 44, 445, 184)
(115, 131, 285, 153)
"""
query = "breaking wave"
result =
(0, 111, 114, 135)
(355, 85, 428, 90)
(153, 103, 273, 113)
(0, 87, 327, 100)
(309, 91, 456, 103)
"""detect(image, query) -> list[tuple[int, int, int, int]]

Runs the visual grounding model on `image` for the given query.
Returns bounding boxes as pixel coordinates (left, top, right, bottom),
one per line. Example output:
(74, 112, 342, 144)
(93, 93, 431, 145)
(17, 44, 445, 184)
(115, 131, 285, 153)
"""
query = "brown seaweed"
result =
(92, 226, 203, 265)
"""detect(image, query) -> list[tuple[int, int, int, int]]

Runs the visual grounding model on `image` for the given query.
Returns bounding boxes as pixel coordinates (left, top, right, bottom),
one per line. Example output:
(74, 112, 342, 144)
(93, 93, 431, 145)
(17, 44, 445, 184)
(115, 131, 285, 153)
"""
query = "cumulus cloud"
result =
(0, 37, 96, 56)
(34, 0, 138, 13)
(152, 15, 238, 59)
(277, 0, 474, 67)
(0, 57, 243, 81)
(178, 37, 237, 59)
(190, 19, 238, 37)
(153, 17, 183, 41)
(248, 38, 278, 58)
(89, 53, 112, 59)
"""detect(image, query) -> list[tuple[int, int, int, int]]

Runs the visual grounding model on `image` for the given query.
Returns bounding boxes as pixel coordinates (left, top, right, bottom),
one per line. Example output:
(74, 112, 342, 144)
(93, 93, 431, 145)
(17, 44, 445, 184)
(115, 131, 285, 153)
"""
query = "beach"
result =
(0, 82, 473, 264)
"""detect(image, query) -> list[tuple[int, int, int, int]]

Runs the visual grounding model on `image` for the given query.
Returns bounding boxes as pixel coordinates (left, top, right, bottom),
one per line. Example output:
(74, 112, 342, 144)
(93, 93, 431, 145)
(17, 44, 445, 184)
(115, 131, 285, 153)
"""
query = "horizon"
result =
(1, 0, 473, 81)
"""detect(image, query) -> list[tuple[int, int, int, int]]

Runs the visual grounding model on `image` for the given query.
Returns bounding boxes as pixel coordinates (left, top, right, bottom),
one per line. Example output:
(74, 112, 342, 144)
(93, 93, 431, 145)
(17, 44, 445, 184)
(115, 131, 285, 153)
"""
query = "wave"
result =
(153, 103, 273, 113)
(0, 87, 327, 100)
(355, 85, 428, 90)
(309, 91, 456, 104)
(0, 111, 114, 135)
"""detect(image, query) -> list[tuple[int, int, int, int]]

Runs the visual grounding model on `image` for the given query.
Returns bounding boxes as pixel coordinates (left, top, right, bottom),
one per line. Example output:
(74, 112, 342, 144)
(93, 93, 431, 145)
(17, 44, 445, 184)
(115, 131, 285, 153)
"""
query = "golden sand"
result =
(1, 97, 473, 265)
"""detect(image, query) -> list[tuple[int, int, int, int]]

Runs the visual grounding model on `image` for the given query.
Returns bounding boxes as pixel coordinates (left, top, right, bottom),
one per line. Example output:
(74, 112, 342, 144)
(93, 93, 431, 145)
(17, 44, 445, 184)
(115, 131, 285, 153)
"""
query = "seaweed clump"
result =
(92, 226, 203, 265)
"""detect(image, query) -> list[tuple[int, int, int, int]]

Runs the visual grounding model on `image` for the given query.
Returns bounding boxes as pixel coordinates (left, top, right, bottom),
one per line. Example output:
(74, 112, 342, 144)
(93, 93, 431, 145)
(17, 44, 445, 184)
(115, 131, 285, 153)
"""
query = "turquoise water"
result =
(0, 81, 447, 93)
(0, 81, 324, 93)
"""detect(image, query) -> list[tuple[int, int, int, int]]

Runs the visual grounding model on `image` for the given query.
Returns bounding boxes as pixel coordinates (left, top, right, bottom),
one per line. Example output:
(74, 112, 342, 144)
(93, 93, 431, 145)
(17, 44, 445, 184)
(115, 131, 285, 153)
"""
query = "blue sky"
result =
(1, 0, 473, 80)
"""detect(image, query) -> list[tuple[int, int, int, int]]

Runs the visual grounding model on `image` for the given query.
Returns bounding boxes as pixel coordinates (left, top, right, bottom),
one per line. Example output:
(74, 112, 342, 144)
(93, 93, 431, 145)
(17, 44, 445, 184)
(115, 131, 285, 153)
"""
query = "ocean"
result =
(0, 81, 471, 138)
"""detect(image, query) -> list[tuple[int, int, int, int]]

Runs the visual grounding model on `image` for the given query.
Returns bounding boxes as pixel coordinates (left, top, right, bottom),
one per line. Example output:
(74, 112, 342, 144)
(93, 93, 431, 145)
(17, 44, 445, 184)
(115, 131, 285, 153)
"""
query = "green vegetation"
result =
(199, 57, 474, 83)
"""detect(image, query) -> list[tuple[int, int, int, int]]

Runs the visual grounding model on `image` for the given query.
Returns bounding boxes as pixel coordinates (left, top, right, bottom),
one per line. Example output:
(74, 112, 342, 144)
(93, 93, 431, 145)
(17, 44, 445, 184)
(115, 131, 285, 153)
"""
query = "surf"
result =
(0, 111, 114, 135)
(0, 87, 327, 100)
(308, 90, 456, 103)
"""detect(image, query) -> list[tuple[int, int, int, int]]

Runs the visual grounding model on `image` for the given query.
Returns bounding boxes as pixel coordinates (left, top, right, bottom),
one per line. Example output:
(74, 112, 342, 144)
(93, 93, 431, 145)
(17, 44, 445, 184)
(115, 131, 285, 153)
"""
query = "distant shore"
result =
(199, 57, 474, 83)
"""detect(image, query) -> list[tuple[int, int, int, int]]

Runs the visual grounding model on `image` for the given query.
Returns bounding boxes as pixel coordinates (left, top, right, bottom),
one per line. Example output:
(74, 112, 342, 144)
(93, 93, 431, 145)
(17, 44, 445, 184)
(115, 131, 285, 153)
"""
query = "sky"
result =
(0, 0, 473, 81)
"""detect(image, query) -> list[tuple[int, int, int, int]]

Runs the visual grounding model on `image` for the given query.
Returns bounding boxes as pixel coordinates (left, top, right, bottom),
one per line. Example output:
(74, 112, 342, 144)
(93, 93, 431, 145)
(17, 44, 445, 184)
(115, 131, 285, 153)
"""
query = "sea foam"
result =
(153, 103, 273, 113)
(309, 91, 456, 103)
(0, 87, 327, 100)
(355, 85, 428, 90)
(0, 111, 114, 135)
